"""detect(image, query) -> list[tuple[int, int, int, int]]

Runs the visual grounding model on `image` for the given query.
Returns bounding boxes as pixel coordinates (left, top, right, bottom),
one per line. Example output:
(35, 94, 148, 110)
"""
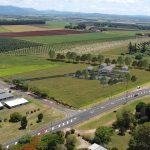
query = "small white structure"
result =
(87, 66, 94, 71)
(4, 98, 29, 108)
(0, 102, 3, 109)
(88, 143, 107, 150)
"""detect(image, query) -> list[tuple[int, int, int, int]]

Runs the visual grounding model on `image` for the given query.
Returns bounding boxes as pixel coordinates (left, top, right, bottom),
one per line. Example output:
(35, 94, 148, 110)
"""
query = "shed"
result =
(0, 102, 3, 109)
(88, 143, 107, 150)
(0, 93, 14, 101)
(4, 98, 29, 108)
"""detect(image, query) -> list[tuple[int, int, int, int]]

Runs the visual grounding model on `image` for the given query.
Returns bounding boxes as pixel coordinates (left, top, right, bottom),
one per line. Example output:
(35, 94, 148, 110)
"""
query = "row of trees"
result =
(0, 20, 45, 25)
(49, 50, 136, 66)
(65, 23, 86, 30)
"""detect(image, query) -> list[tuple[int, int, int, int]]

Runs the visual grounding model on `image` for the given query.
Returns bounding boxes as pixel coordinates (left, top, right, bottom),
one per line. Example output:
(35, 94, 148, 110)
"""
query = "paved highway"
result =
(4, 88, 150, 148)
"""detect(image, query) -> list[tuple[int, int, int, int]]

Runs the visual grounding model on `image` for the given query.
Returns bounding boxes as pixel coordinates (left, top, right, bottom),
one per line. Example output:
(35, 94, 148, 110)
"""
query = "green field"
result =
(0, 55, 62, 77)
(21, 31, 137, 44)
(5, 61, 150, 108)
(45, 20, 68, 29)
(0, 26, 9, 32)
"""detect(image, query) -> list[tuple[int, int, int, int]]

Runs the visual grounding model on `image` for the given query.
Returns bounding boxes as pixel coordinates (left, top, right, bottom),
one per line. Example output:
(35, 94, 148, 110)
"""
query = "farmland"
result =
(5, 65, 150, 108)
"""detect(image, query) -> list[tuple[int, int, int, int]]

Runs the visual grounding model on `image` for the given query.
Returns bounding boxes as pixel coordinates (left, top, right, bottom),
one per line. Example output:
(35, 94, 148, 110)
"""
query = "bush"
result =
(18, 135, 31, 145)
(9, 112, 22, 123)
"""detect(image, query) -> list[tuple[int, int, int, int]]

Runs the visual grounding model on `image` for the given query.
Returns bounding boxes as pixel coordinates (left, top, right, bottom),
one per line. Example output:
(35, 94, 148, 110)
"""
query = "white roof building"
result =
(4, 98, 29, 108)
(88, 143, 107, 150)
(0, 102, 3, 108)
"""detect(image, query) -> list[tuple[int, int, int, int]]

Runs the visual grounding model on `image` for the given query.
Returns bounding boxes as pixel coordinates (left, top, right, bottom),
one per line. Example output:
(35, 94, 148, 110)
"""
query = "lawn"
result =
(1, 25, 50, 32)
(0, 98, 64, 144)
(0, 55, 63, 77)
(21, 31, 137, 44)
(6, 63, 150, 108)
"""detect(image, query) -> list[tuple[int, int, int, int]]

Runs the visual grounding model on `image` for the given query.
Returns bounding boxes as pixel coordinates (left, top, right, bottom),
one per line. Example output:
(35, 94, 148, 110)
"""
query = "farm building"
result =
(4, 98, 29, 108)
(120, 66, 129, 73)
(98, 64, 116, 75)
(88, 143, 107, 150)
(0, 102, 3, 109)
(0, 92, 14, 101)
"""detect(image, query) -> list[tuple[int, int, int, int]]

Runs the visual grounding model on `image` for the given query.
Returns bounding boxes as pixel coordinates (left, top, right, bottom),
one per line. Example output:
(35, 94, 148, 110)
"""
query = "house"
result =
(98, 64, 116, 75)
(88, 143, 107, 150)
(4, 98, 29, 109)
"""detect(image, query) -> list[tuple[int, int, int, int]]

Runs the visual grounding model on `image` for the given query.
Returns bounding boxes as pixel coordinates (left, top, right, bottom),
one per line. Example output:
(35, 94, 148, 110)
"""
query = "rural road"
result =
(4, 87, 150, 148)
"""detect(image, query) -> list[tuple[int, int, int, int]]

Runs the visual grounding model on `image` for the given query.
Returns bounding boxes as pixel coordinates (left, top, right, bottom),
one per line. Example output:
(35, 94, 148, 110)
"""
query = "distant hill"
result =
(0, 5, 150, 22)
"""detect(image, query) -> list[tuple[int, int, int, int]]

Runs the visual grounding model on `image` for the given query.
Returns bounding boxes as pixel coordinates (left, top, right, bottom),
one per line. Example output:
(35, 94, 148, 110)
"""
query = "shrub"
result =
(9, 112, 22, 123)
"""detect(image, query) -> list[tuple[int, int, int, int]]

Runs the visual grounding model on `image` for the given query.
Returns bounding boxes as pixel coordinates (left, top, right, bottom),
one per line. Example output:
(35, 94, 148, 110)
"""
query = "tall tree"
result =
(21, 116, 28, 129)
(65, 135, 77, 150)
(128, 122, 150, 150)
(49, 50, 56, 59)
(117, 56, 124, 66)
(94, 127, 113, 146)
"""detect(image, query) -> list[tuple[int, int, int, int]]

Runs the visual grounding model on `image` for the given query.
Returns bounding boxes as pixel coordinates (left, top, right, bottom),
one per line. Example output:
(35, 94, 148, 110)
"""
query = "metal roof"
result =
(4, 98, 29, 108)
(0, 93, 13, 100)
(88, 144, 107, 150)
(0, 102, 3, 107)
(0, 89, 5, 94)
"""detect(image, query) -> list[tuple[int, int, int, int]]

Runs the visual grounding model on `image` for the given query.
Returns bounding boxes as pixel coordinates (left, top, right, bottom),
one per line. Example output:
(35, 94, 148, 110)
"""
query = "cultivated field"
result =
(0, 98, 64, 144)
(0, 25, 50, 32)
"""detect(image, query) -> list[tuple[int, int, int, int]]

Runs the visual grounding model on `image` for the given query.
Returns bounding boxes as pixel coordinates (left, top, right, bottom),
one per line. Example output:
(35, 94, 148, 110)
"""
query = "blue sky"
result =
(0, 0, 150, 16)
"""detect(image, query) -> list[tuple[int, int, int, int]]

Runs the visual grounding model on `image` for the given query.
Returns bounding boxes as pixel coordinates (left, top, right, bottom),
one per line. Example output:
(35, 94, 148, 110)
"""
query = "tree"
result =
(111, 147, 118, 150)
(125, 73, 131, 82)
(75, 70, 82, 78)
(18, 135, 31, 144)
(9, 112, 22, 123)
(82, 70, 89, 79)
(65, 135, 77, 150)
(21, 116, 28, 129)
(116, 109, 135, 135)
(94, 127, 113, 146)
(49, 50, 56, 59)
(55, 144, 67, 150)
(125, 57, 132, 66)
(37, 133, 64, 150)
(37, 113, 43, 123)
(128, 122, 150, 150)
(105, 58, 111, 65)
(131, 75, 137, 82)
(117, 56, 124, 66)
(100, 76, 107, 87)
(97, 54, 104, 64)
(112, 59, 117, 64)
(142, 59, 149, 69)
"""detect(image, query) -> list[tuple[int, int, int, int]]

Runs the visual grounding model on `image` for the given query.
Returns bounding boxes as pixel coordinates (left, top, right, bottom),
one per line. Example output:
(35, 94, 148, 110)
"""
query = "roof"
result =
(0, 102, 3, 108)
(4, 98, 29, 108)
(88, 144, 107, 150)
(0, 89, 5, 94)
(0, 93, 13, 100)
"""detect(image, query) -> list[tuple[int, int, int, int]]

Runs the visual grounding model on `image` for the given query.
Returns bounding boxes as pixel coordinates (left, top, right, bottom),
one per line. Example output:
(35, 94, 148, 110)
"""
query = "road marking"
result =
(15, 142, 18, 145)
(67, 121, 69, 124)
(62, 123, 65, 126)
(52, 127, 54, 131)
(101, 106, 105, 109)
(6, 145, 9, 149)
(71, 119, 73, 123)
(58, 124, 61, 128)
(45, 130, 48, 133)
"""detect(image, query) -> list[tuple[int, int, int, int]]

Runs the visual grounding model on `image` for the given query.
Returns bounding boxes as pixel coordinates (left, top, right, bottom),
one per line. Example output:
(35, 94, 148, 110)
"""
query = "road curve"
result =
(4, 88, 150, 148)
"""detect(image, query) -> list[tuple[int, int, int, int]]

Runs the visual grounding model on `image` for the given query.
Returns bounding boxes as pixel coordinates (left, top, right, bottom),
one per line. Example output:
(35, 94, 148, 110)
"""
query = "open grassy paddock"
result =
(75, 97, 150, 150)
(5, 61, 150, 108)
(0, 55, 63, 77)
(0, 26, 9, 32)
(1, 25, 50, 32)
(21, 30, 137, 44)
(0, 98, 64, 144)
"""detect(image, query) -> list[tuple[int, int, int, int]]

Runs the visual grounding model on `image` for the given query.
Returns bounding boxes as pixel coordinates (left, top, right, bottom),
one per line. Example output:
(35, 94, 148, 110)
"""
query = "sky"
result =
(0, 0, 150, 16)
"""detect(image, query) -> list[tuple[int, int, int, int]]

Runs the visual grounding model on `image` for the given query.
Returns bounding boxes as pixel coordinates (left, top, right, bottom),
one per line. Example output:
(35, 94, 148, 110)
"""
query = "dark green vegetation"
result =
(0, 38, 42, 53)
(8, 130, 77, 150)
(77, 99, 150, 150)
(0, 20, 45, 25)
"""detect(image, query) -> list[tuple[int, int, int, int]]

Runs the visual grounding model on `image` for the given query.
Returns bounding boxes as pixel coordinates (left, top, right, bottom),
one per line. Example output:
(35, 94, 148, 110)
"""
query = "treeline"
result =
(128, 41, 150, 55)
(94, 22, 150, 30)
(0, 19, 45, 25)
(65, 23, 86, 30)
